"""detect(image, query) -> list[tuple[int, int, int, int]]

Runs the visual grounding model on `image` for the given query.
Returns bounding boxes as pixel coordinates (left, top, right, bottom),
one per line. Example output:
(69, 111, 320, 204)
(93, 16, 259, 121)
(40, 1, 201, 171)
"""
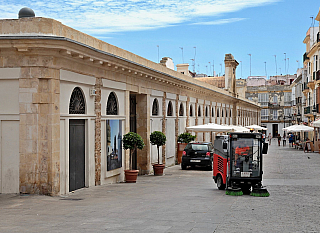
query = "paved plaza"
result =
(1, 139, 320, 233)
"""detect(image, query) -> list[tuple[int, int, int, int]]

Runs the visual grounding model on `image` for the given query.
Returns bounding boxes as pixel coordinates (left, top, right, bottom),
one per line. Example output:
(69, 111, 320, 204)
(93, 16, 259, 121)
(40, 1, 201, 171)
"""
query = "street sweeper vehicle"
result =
(213, 132, 269, 196)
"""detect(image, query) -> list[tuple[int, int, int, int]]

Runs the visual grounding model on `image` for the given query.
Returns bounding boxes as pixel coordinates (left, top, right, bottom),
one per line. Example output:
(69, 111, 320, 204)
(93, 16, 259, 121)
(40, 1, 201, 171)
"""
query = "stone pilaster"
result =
(19, 67, 60, 195)
(186, 96, 190, 127)
(162, 92, 166, 165)
(136, 94, 150, 174)
(94, 77, 102, 185)
(175, 94, 179, 164)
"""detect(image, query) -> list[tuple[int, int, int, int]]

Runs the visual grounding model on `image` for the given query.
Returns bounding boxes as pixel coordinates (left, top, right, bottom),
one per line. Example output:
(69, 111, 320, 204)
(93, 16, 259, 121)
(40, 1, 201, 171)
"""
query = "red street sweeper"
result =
(213, 132, 269, 196)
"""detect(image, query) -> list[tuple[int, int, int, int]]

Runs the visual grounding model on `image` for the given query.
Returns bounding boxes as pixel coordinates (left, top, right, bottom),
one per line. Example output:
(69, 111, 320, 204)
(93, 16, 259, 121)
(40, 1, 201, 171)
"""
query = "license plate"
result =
(190, 160, 201, 162)
(241, 172, 251, 177)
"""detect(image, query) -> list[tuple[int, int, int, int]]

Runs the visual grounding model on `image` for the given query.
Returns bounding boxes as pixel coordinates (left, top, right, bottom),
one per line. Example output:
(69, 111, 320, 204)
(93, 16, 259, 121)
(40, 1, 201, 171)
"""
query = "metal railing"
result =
(304, 106, 310, 114)
(303, 52, 309, 62)
(316, 70, 320, 81)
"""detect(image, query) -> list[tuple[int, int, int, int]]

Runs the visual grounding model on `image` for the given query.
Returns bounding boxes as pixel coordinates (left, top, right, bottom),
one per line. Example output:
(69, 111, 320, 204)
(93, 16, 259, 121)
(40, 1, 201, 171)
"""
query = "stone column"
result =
(19, 67, 60, 195)
(94, 77, 102, 185)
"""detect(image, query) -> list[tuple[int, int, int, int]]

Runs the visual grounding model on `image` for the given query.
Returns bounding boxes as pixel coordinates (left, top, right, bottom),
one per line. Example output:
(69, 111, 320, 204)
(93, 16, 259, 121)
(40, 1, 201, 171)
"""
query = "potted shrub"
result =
(122, 132, 145, 183)
(177, 132, 196, 164)
(150, 131, 167, 176)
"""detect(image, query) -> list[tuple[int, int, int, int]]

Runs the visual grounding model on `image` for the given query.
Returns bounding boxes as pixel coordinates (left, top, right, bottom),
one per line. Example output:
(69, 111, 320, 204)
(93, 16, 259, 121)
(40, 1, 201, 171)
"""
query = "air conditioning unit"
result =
(90, 88, 96, 96)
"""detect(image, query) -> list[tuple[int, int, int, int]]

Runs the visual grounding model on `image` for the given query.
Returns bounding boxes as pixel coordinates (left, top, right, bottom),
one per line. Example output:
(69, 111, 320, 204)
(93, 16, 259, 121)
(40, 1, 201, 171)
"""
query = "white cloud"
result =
(192, 18, 246, 25)
(0, 0, 279, 34)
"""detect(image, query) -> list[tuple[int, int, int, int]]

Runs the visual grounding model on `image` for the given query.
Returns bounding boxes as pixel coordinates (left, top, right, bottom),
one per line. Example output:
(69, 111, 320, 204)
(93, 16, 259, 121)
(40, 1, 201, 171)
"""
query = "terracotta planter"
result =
(124, 170, 139, 183)
(153, 164, 165, 176)
(177, 143, 187, 164)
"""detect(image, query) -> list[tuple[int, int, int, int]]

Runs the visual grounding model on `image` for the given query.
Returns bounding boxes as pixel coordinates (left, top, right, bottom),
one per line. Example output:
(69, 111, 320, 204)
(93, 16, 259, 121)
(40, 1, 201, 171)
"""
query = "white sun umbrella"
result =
(313, 119, 320, 127)
(245, 124, 267, 131)
(283, 124, 314, 132)
(186, 123, 233, 132)
(229, 125, 250, 132)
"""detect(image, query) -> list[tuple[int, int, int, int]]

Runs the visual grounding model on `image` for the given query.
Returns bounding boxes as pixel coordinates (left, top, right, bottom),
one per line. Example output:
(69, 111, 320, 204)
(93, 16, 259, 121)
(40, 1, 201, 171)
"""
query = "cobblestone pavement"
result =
(1, 138, 320, 233)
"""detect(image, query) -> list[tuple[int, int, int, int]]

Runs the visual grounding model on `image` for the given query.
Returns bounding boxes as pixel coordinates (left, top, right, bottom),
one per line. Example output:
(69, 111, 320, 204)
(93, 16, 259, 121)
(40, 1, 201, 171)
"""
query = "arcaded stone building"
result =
(0, 15, 260, 195)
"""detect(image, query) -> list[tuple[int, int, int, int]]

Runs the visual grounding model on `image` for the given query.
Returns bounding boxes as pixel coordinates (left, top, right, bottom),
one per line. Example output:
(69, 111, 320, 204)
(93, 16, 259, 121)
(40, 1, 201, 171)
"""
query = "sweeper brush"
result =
(250, 187, 270, 197)
(226, 187, 243, 196)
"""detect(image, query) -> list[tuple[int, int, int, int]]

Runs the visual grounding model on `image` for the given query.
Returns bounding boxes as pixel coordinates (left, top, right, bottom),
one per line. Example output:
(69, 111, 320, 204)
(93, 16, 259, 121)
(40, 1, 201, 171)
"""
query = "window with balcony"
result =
(261, 109, 268, 121)
(258, 93, 269, 106)
(273, 110, 278, 120)
(284, 92, 292, 106)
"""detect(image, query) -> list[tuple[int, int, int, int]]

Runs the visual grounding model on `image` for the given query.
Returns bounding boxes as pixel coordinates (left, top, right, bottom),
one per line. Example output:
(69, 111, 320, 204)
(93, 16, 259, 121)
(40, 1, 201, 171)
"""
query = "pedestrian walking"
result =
(289, 134, 294, 147)
(277, 134, 281, 146)
(268, 133, 272, 145)
(283, 132, 286, 146)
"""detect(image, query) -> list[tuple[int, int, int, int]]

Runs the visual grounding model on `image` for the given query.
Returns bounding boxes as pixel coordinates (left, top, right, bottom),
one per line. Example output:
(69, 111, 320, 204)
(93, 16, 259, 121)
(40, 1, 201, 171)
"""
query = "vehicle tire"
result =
(217, 175, 226, 190)
(181, 163, 187, 170)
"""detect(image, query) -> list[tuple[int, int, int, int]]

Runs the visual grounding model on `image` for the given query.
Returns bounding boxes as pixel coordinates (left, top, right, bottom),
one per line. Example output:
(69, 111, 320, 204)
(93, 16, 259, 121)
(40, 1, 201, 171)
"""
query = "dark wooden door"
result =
(272, 124, 278, 138)
(69, 119, 85, 192)
(130, 94, 137, 170)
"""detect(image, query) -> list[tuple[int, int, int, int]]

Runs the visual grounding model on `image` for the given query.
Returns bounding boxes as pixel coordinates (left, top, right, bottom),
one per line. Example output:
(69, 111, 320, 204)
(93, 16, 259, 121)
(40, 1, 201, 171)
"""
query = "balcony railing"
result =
(268, 102, 280, 108)
(304, 106, 310, 114)
(316, 70, 320, 81)
(284, 101, 292, 106)
(259, 102, 269, 107)
(303, 52, 309, 62)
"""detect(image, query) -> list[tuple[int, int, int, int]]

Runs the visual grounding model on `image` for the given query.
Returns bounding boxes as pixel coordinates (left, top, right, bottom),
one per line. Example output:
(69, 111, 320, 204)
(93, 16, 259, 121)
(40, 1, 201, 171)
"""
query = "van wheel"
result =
(217, 175, 226, 190)
(181, 163, 186, 170)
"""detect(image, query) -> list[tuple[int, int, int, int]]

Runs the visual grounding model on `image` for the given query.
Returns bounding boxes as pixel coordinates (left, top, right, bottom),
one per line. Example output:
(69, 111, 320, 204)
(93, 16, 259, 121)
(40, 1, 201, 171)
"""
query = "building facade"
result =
(302, 10, 320, 128)
(0, 16, 260, 195)
(246, 75, 294, 137)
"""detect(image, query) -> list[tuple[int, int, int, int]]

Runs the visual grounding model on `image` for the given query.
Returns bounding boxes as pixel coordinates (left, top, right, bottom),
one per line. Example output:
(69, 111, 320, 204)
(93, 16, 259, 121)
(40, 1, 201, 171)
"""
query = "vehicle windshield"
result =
(230, 137, 261, 178)
(191, 144, 209, 151)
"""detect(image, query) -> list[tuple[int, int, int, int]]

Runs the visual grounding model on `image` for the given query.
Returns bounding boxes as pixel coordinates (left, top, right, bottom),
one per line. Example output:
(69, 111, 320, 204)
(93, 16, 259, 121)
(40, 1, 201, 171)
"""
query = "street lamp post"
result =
(312, 104, 317, 122)
(297, 110, 301, 125)
(312, 104, 317, 142)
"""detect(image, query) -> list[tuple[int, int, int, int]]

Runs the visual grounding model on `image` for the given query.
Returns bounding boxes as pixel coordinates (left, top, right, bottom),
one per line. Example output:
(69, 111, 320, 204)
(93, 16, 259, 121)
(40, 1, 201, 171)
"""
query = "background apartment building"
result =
(245, 75, 295, 137)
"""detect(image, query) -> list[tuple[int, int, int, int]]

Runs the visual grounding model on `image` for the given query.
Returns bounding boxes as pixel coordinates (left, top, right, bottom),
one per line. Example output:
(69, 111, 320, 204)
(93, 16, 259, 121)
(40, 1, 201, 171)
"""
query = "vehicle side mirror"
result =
(223, 142, 228, 150)
(262, 142, 268, 154)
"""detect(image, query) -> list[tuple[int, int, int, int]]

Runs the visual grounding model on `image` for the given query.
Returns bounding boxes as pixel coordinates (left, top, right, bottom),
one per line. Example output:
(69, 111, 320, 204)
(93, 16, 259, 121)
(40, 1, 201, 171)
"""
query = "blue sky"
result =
(1, 0, 319, 78)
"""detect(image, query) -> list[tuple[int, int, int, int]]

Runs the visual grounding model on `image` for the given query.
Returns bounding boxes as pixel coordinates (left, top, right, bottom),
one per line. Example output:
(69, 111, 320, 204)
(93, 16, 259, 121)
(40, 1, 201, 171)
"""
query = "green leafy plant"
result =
(150, 131, 167, 164)
(123, 132, 145, 170)
(177, 132, 196, 143)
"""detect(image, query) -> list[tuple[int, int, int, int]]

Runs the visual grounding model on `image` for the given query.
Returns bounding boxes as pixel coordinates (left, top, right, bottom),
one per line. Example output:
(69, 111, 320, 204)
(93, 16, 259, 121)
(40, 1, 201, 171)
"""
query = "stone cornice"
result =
(0, 36, 259, 109)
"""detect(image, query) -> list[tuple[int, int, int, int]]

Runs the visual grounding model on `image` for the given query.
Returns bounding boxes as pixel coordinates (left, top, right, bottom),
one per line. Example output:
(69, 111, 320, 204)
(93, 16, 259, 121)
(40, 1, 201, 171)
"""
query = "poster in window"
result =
(106, 120, 122, 171)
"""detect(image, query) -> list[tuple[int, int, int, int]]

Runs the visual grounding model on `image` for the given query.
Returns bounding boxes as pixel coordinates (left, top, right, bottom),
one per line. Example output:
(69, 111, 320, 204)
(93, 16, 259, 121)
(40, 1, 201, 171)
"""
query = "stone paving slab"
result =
(1, 141, 320, 232)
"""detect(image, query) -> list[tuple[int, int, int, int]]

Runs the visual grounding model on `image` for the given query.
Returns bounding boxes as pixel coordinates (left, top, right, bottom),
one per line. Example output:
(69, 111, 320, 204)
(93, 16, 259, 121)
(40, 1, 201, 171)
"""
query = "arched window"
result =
(69, 87, 86, 114)
(226, 109, 228, 117)
(230, 109, 232, 117)
(179, 103, 184, 116)
(167, 101, 173, 116)
(198, 106, 201, 117)
(222, 109, 224, 117)
(190, 105, 193, 117)
(107, 92, 118, 115)
(152, 98, 159, 116)
(205, 106, 208, 117)
(212, 107, 214, 117)
(217, 108, 220, 117)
